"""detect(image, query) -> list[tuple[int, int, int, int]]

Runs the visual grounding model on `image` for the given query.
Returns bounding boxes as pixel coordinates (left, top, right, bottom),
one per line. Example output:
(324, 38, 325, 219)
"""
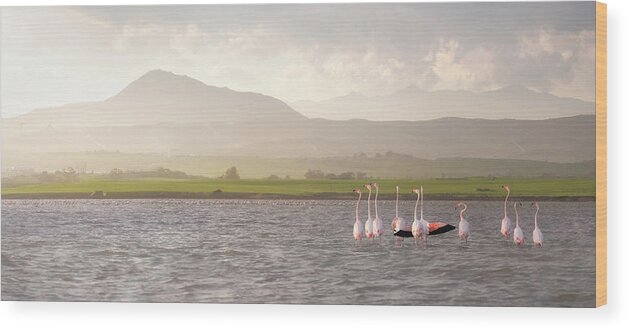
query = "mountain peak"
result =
(94, 70, 306, 122)
(109, 69, 211, 102)
(138, 69, 208, 83)
(133, 69, 207, 87)
(139, 69, 181, 80)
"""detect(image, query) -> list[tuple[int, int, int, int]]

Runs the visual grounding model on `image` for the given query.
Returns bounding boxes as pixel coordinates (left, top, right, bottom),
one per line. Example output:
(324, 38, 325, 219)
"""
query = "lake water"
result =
(1, 199, 595, 307)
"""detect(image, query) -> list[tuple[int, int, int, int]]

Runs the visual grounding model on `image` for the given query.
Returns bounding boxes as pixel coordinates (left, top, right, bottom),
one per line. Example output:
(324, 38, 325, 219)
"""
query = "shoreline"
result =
(1, 191, 595, 202)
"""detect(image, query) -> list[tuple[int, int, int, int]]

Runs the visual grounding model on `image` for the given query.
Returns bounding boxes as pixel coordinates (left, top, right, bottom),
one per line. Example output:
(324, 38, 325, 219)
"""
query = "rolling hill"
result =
(291, 85, 595, 121)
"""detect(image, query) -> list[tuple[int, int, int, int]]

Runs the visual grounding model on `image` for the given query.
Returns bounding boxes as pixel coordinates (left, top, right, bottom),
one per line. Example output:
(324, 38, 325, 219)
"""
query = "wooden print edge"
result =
(596, 1, 607, 308)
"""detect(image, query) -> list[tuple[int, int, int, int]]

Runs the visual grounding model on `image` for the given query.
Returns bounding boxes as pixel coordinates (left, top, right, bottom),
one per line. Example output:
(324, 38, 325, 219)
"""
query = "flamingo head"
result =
(501, 184, 510, 193)
(411, 188, 420, 194)
(531, 201, 539, 209)
(455, 202, 466, 209)
(395, 185, 399, 192)
(353, 188, 361, 194)
(363, 184, 372, 191)
(372, 182, 379, 189)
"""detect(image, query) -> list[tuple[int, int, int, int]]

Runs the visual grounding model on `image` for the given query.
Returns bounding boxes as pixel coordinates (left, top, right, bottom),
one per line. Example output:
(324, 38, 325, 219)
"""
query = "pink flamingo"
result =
(391, 186, 407, 243)
(456, 202, 470, 242)
(513, 201, 525, 245)
(372, 183, 384, 238)
(411, 188, 427, 243)
(352, 189, 365, 241)
(531, 202, 544, 247)
(500, 185, 512, 237)
(418, 186, 430, 244)
(364, 184, 374, 239)
(391, 186, 402, 231)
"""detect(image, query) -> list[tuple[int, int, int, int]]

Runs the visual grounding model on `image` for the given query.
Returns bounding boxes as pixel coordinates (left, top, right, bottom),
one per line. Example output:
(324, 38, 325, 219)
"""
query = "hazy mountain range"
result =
(2, 70, 595, 163)
(291, 85, 594, 121)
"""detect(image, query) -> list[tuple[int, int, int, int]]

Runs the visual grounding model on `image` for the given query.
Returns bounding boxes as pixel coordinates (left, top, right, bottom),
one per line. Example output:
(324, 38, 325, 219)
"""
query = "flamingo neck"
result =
(395, 189, 399, 218)
(374, 187, 379, 219)
(367, 189, 372, 220)
(413, 193, 419, 220)
(355, 193, 361, 222)
(534, 207, 539, 228)
(420, 189, 424, 219)
(514, 203, 519, 227)
(504, 189, 510, 218)
(460, 205, 467, 221)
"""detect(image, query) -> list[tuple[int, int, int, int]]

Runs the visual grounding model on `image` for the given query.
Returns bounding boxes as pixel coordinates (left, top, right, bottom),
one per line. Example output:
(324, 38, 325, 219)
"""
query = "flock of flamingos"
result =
(352, 183, 544, 246)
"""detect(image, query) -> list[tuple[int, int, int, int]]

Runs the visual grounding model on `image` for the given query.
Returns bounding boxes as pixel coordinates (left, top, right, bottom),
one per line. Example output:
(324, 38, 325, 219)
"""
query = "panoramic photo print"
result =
(1, 2, 601, 307)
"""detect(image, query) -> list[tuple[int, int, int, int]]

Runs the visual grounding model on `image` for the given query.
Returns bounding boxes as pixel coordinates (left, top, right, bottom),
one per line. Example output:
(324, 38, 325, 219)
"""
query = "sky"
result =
(0, 2, 596, 118)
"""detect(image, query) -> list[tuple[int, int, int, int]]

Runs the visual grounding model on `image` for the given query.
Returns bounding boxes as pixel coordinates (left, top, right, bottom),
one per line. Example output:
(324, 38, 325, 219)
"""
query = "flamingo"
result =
(411, 188, 427, 243)
(456, 202, 470, 242)
(364, 183, 374, 239)
(500, 185, 512, 237)
(531, 202, 544, 247)
(411, 188, 424, 243)
(392, 186, 407, 242)
(372, 182, 384, 238)
(352, 189, 365, 241)
(513, 201, 525, 245)
(391, 186, 402, 231)
(418, 186, 430, 243)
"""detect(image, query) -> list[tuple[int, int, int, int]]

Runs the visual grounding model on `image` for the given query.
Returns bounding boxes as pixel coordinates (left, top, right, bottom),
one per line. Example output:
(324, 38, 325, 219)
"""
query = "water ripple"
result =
(1, 199, 595, 306)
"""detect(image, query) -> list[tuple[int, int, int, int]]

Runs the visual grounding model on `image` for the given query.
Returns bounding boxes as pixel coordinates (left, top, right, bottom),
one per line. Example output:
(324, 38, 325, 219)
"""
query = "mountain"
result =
(8, 70, 306, 127)
(291, 85, 595, 121)
(1, 70, 595, 163)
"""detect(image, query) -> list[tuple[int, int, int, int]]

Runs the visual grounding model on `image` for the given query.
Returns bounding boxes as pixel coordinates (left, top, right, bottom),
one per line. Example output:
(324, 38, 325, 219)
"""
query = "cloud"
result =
(516, 29, 595, 101)
(519, 29, 556, 58)
(423, 39, 498, 92)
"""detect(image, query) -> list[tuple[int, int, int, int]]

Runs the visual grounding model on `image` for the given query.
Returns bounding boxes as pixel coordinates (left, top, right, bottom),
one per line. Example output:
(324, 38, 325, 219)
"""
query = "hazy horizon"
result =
(1, 3, 595, 119)
(1, 68, 594, 121)
(0, 3, 597, 174)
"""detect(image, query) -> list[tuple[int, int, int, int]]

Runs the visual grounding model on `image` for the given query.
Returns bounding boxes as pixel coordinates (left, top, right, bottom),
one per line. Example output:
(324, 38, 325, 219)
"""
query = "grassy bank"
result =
(1, 177, 595, 200)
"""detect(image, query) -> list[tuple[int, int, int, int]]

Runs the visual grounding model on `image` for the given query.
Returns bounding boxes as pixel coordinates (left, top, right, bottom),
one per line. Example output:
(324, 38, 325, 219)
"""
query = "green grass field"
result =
(1, 177, 595, 199)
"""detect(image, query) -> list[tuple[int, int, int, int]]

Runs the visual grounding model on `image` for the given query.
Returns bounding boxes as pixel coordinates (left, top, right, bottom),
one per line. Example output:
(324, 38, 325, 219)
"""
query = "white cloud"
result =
(519, 29, 556, 58)
(423, 39, 498, 92)
(517, 29, 595, 101)
(548, 31, 595, 102)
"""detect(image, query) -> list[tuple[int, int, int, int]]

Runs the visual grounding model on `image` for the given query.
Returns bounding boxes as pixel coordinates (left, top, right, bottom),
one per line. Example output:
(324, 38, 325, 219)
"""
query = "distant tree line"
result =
(109, 167, 203, 180)
(38, 167, 79, 183)
(266, 174, 290, 180)
(304, 169, 368, 180)
(1, 167, 80, 187)
(351, 151, 414, 160)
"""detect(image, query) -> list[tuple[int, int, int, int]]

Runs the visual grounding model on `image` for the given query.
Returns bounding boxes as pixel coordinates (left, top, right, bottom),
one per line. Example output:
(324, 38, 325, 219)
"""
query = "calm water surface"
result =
(1, 199, 595, 307)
